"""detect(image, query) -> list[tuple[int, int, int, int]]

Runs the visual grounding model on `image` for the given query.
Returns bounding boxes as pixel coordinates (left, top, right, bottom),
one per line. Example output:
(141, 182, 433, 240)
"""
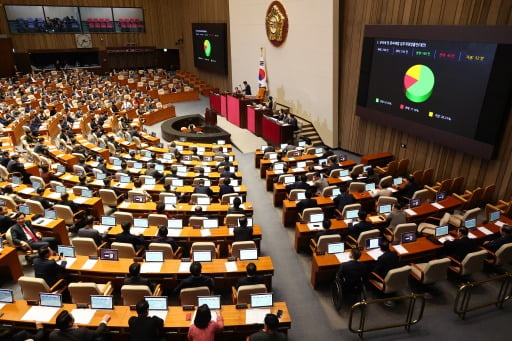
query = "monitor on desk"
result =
(100, 249, 118, 261)
(198, 295, 221, 310)
(134, 218, 149, 228)
(261, 145, 269, 151)
(113, 159, 122, 166)
(172, 179, 184, 187)
(141, 150, 152, 158)
(363, 165, 372, 172)
(340, 169, 349, 177)
(274, 164, 284, 172)
(365, 237, 382, 250)
(436, 191, 447, 202)
(11, 175, 21, 185)
(331, 188, 341, 197)
(163, 153, 173, 160)
(145, 296, 168, 310)
(298, 141, 306, 147)
(82, 189, 93, 198)
(0, 289, 14, 303)
(231, 179, 239, 187)
(19, 205, 30, 215)
(197, 197, 210, 205)
(39, 293, 62, 308)
(133, 162, 143, 169)
(293, 150, 301, 157)
(167, 219, 183, 229)
(56, 185, 67, 194)
(238, 217, 253, 227)
(401, 232, 417, 244)
(101, 216, 116, 226)
(120, 176, 131, 184)
(239, 248, 258, 261)
(409, 198, 421, 208)
(176, 145, 184, 151)
(464, 218, 477, 229)
(57, 245, 75, 258)
(44, 209, 57, 220)
(193, 251, 212, 262)
(203, 219, 218, 229)
(56, 165, 66, 174)
(176, 166, 187, 173)
(155, 164, 164, 172)
(96, 172, 106, 181)
(489, 210, 501, 222)
(296, 192, 306, 201)
(280, 144, 287, 150)
(345, 210, 359, 220)
(296, 161, 306, 168)
(365, 183, 376, 191)
(283, 176, 295, 184)
(32, 181, 42, 190)
(144, 178, 156, 186)
(315, 147, 324, 154)
(310, 213, 324, 223)
(164, 196, 177, 205)
(393, 177, 403, 185)
(203, 180, 211, 187)
(250, 293, 273, 308)
(145, 251, 164, 262)
(268, 153, 278, 160)
(435, 225, 449, 237)
(133, 195, 147, 203)
(196, 147, 205, 154)
(339, 154, 347, 162)
(378, 204, 392, 215)
(90, 295, 113, 310)
(327, 242, 345, 254)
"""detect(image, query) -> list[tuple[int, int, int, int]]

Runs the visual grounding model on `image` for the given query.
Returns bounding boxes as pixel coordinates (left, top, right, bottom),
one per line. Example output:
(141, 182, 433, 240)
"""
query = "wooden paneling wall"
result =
(0, 0, 229, 90)
(338, 0, 512, 202)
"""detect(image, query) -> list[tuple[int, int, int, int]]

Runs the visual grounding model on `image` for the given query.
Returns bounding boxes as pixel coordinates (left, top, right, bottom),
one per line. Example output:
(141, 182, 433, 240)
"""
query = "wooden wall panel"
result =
(338, 0, 512, 202)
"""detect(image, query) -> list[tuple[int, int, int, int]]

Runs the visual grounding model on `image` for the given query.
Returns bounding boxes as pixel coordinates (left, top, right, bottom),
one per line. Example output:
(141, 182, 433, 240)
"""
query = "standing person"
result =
(49, 310, 110, 341)
(249, 313, 286, 341)
(187, 304, 224, 341)
(242, 81, 252, 96)
(129, 299, 164, 341)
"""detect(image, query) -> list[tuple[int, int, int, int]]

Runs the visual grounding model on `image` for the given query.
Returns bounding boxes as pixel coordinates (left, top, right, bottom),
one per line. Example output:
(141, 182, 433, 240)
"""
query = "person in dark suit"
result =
(33, 246, 66, 287)
(145, 163, 163, 181)
(193, 179, 213, 197)
(234, 216, 253, 242)
(115, 221, 145, 250)
(347, 211, 372, 240)
(77, 157, 93, 175)
(219, 177, 235, 197)
(483, 224, 512, 253)
(59, 192, 80, 213)
(10, 212, 57, 251)
(267, 96, 274, 110)
(0, 206, 15, 234)
(333, 186, 355, 212)
(217, 156, 233, 170)
(173, 262, 214, 293)
(102, 177, 122, 196)
(285, 175, 310, 193)
(315, 220, 338, 241)
(124, 262, 155, 291)
(373, 240, 399, 278)
(296, 190, 318, 214)
(242, 81, 252, 95)
(336, 248, 367, 302)
(249, 313, 286, 341)
(227, 197, 245, 214)
(32, 187, 53, 209)
(444, 227, 480, 262)
(129, 299, 164, 341)
(49, 310, 110, 341)
(77, 216, 104, 245)
(325, 157, 340, 176)
(235, 262, 265, 289)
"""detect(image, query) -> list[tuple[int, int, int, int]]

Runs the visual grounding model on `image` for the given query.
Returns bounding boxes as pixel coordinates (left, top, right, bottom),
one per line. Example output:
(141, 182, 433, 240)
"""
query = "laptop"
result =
(363, 165, 372, 172)
(19, 205, 30, 215)
(393, 177, 403, 185)
(134, 218, 149, 228)
(56, 165, 66, 174)
(436, 191, 447, 201)
(296, 192, 306, 201)
(231, 179, 239, 186)
(133, 195, 147, 203)
(145, 250, 164, 262)
(163, 153, 173, 160)
(90, 295, 114, 310)
(239, 248, 258, 261)
(172, 179, 184, 187)
(261, 145, 269, 151)
(217, 140, 225, 145)
(310, 213, 324, 223)
(315, 147, 324, 154)
(0, 289, 14, 303)
(280, 143, 287, 150)
(409, 198, 421, 208)
(340, 169, 350, 177)
(100, 249, 119, 261)
(435, 225, 449, 237)
(96, 172, 106, 181)
(39, 293, 62, 307)
(489, 210, 501, 222)
(182, 155, 192, 161)
(32, 181, 42, 190)
(82, 189, 93, 198)
(365, 237, 382, 250)
(365, 183, 376, 191)
(203, 219, 218, 229)
(331, 188, 341, 197)
(155, 164, 164, 172)
(164, 196, 177, 205)
(298, 141, 306, 147)
(198, 295, 221, 310)
(274, 164, 284, 172)
(144, 178, 156, 186)
(57, 245, 75, 258)
(11, 175, 21, 186)
(197, 197, 210, 205)
(327, 242, 345, 254)
(133, 162, 143, 169)
(176, 166, 187, 173)
(101, 216, 116, 226)
(401, 232, 417, 244)
(193, 251, 212, 262)
(268, 153, 278, 160)
(238, 217, 253, 227)
(283, 176, 295, 184)
(44, 209, 57, 220)
(167, 219, 183, 229)
(464, 218, 477, 229)
(120, 175, 131, 183)
(378, 204, 392, 215)
(250, 293, 273, 308)
(55, 185, 67, 194)
(296, 161, 306, 168)
(345, 210, 359, 220)
(113, 159, 122, 166)
(145, 296, 168, 311)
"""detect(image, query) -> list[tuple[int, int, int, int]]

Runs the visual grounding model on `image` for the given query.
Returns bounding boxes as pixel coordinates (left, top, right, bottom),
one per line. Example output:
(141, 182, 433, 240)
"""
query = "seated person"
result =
(373, 240, 399, 278)
(153, 225, 175, 246)
(191, 205, 207, 218)
(131, 179, 152, 202)
(219, 177, 235, 196)
(11, 212, 57, 251)
(129, 299, 164, 341)
(347, 211, 372, 240)
(315, 219, 337, 241)
(233, 216, 253, 242)
(2, 185, 25, 204)
(386, 203, 407, 232)
(194, 179, 213, 197)
(59, 192, 80, 213)
(50, 310, 110, 340)
(285, 175, 310, 193)
(296, 190, 318, 215)
(333, 186, 355, 212)
(365, 167, 380, 185)
(32, 187, 52, 210)
(115, 221, 145, 250)
(77, 157, 93, 175)
(443, 227, 479, 262)
(336, 248, 367, 303)
(77, 174, 93, 190)
(249, 313, 286, 341)
(34, 246, 66, 287)
(0, 205, 15, 234)
(153, 202, 174, 218)
(124, 262, 155, 291)
(311, 173, 328, 195)
(227, 197, 245, 214)
(173, 261, 214, 294)
(483, 224, 512, 253)
(102, 177, 122, 196)
(77, 215, 105, 246)
(235, 262, 265, 289)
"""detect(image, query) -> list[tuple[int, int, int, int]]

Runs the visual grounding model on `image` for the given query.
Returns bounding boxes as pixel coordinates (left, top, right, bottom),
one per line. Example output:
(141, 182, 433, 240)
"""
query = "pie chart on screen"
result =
(203, 40, 212, 57)
(403, 64, 435, 103)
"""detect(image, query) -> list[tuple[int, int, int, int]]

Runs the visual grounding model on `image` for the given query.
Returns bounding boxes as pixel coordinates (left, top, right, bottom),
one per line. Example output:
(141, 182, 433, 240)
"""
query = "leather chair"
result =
(231, 284, 267, 304)
(179, 286, 210, 306)
(69, 281, 113, 305)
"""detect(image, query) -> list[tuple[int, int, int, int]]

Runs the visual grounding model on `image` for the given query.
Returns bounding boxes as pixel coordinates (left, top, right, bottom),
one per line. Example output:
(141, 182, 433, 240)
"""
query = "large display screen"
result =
(357, 26, 512, 159)
(192, 23, 228, 74)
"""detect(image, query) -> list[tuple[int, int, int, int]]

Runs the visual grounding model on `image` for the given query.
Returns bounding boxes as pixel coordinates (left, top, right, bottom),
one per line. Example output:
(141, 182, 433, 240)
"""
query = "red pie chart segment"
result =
(404, 75, 418, 89)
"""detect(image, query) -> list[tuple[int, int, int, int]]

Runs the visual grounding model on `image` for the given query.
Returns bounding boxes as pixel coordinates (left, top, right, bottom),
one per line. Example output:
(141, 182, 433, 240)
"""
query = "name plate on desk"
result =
(404, 209, 417, 216)
(82, 259, 98, 270)
(393, 245, 409, 255)
(431, 202, 444, 209)
(178, 261, 191, 273)
(307, 223, 323, 231)
(225, 262, 238, 272)
(477, 226, 493, 235)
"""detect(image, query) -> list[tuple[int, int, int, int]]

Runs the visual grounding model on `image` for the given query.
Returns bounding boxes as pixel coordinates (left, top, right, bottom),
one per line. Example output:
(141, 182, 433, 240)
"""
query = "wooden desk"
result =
(247, 106, 272, 136)
(295, 219, 347, 253)
(159, 90, 200, 104)
(261, 116, 294, 146)
(0, 246, 23, 281)
(32, 217, 70, 245)
(41, 187, 104, 217)
(360, 152, 394, 167)
(142, 106, 176, 126)
(405, 196, 463, 222)
(0, 301, 291, 339)
(282, 197, 335, 227)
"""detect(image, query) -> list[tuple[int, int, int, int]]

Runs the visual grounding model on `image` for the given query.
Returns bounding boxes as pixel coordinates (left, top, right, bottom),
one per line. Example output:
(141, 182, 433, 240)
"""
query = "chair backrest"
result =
(231, 241, 257, 259)
(392, 223, 417, 243)
(221, 193, 240, 205)
(121, 285, 152, 306)
(376, 196, 397, 207)
(412, 189, 430, 202)
(30, 175, 46, 188)
(421, 258, 451, 284)
(99, 189, 118, 207)
(278, 174, 294, 184)
(378, 176, 393, 188)
(50, 181, 65, 191)
(68, 282, 101, 304)
(53, 204, 75, 225)
(18, 276, 50, 301)
(0, 195, 17, 210)
(301, 207, 323, 223)
(396, 159, 409, 177)
(148, 214, 168, 227)
(341, 203, 362, 217)
(421, 168, 434, 187)
(236, 284, 267, 304)
(329, 169, 341, 178)
(351, 164, 364, 176)
(159, 192, 177, 203)
(73, 164, 86, 175)
(25, 199, 45, 216)
(190, 193, 208, 204)
(289, 189, 306, 201)
(189, 217, 207, 227)
(111, 242, 136, 258)
(179, 286, 210, 306)
(71, 237, 99, 256)
(191, 242, 217, 259)
(479, 184, 496, 206)
(450, 176, 465, 194)
(438, 179, 453, 193)
(460, 250, 488, 276)
(494, 243, 512, 266)
(464, 187, 483, 210)
(462, 207, 481, 222)
(73, 186, 89, 196)
(225, 214, 245, 226)
(321, 186, 338, 198)
(316, 234, 341, 253)
(357, 229, 380, 248)
(0, 165, 9, 181)
(349, 182, 366, 193)
(113, 211, 134, 225)
(383, 265, 411, 294)
(149, 242, 176, 259)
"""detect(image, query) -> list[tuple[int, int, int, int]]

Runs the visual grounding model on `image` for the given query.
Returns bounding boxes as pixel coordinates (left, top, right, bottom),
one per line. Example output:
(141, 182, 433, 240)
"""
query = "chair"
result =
(396, 159, 410, 177)
(375, 196, 397, 208)
(378, 176, 393, 188)
(336, 203, 362, 218)
(25, 199, 45, 216)
(190, 193, 209, 204)
(449, 176, 465, 195)
(483, 243, 512, 268)
(453, 187, 483, 211)
(369, 265, 412, 295)
(191, 242, 219, 259)
(420, 168, 434, 187)
(375, 160, 399, 176)
(309, 234, 341, 254)
(231, 284, 267, 304)
(18, 276, 66, 301)
(179, 286, 210, 306)
(49, 181, 65, 191)
(111, 242, 144, 258)
(229, 241, 257, 258)
(72, 186, 89, 196)
(54, 204, 85, 226)
(288, 189, 306, 201)
(277, 174, 294, 184)
(159, 192, 177, 203)
(417, 213, 451, 236)
(408, 189, 430, 202)
(224, 214, 245, 226)
(321, 186, 339, 198)
(0, 165, 10, 181)
(448, 250, 488, 277)
(73, 164, 87, 175)
(99, 189, 124, 207)
(425, 179, 452, 200)
(383, 223, 417, 243)
(221, 193, 240, 205)
(351, 164, 364, 177)
(71, 237, 107, 257)
(5, 227, 34, 257)
(29, 175, 46, 188)
(346, 229, 380, 249)
(121, 284, 162, 306)
(68, 281, 113, 305)
(148, 242, 182, 259)
(478, 184, 496, 207)
(410, 258, 451, 286)
(113, 211, 134, 225)
(148, 214, 168, 227)
(298, 207, 323, 223)
(348, 182, 366, 193)
(448, 207, 480, 228)
(0, 195, 17, 210)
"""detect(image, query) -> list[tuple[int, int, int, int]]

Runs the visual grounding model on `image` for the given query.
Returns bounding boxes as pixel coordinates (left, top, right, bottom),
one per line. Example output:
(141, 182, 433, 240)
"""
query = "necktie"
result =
(22, 225, 39, 242)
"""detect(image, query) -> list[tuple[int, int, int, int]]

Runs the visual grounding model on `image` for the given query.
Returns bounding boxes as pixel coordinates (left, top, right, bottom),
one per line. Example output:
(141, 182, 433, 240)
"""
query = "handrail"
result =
(453, 272, 512, 319)
(274, 102, 324, 146)
(348, 293, 425, 339)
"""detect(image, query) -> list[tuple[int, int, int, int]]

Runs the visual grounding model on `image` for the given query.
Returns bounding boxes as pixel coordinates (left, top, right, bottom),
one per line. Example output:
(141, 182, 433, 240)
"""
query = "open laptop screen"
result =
(365, 237, 381, 250)
(296, 192, 306, 201)
(464, 218, 477, 229)
(193, 251, 212, 262)
(101, 216, 116, 226)
(56, 185, 67, 194)
(345, 210, 359, 220)
(90, 295, 113, 310)
(82, 189, 93, 198)
(378, 204, 392, 214)
(120, 176, 131, 183)
(19, 205, 30, 215)
(172, 179, 184, 187)
(489, 210, 500, 222)
(436, 191, 447, 201)
(198, 295, 221, 310)
(164, 196, 177, 205)
(145, 251, 164, 262)
(57, 245, 75, 258)
(409, 199, 421, 208)
(100, 249, 118, 261)
(401, 232, 417, 244)
(435, 225, 449, 237)
(393, 177, 403, 185)
(197, 197, 210, 205)
(310, 213, 324, 223)
(39, 293, 62, 307)
(365, 183, 376, 191)
(327, 242, 345, 254)
(203, 219, 218, 229)
(45, 209, 57, 219)
(144, 178, 156, 186)
(0, 289, 14, 303)
(145, 296, 168, 310)
(167, 219, 183, 229)
(331, 188, 341, 197)
(251, 293, 273, 308)
(134, 218, 149, 228)
(239, 248, 258, 261)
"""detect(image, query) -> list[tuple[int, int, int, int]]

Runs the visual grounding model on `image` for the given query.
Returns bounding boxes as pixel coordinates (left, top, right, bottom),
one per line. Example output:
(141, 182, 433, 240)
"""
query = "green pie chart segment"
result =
(203, 40, 211, 57)
(403, 64, 435, 103)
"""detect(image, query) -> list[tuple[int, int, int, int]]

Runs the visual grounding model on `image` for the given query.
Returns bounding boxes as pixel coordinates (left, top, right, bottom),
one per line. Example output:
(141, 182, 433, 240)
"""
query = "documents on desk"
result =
(119, 201, 131, 208)
(93, 225, 110, 234)
(63, 174, 74, 180)
(141, 262, 163, 273)
(34, 218, 53, 226)
(71, 308, 96, 324)
(495, 221, 505, 227)
(167, 229, 182, 237)
(404, 209, 417, 216)
(246, 309, 270, 324)
(431, 202, 444, 209)
(19, 187, 35, 194)
(130, 227, 146, 236)
(468, 232, 477, 239)
(225, 262, 238, 272)
(438, 235, 454, 243)
(477, 226, 493, 235)
(73, 197, 88, 204)
(340, 176, 352, 182)
(201, 229, 211, 237)
(179, 261, 191, 272)
(367, 248, 384, 260)
(150, 310, 168, 321)
(22, 306, 60, 322)
(82, 259, 98, 270)
(307, 223, 323, 231)
(335, 252, 351, 263)
(47, 192, 61, 200)
(393, 244, 409, 255)
(58, 257, 77, 268)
